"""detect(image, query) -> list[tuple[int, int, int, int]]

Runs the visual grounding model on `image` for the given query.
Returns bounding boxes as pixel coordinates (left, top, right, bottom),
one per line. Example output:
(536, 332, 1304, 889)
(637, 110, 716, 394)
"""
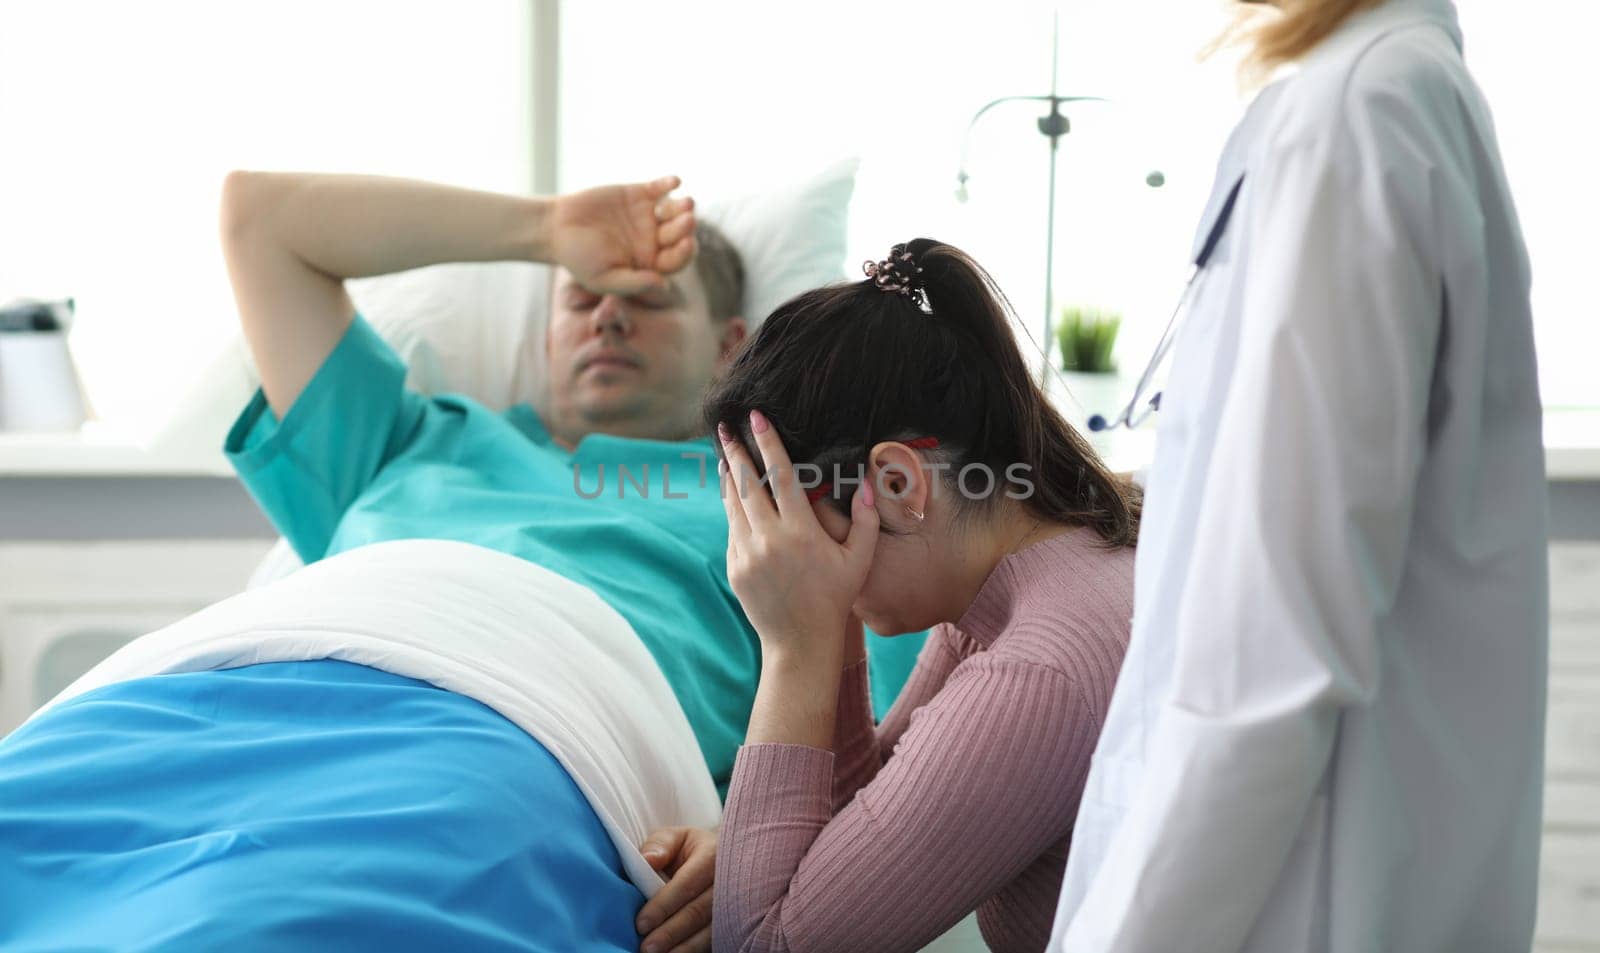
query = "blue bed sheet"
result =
(0, 660, 646, 952)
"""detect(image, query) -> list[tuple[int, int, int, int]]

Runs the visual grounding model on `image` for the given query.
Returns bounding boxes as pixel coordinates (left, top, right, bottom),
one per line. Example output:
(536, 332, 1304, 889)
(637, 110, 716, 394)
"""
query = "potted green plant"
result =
(1054, 305, 1124, 421)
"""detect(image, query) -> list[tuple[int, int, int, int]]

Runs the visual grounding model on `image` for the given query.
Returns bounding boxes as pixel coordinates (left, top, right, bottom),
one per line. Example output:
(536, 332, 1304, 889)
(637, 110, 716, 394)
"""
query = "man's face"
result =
(544, 265, 745, 447)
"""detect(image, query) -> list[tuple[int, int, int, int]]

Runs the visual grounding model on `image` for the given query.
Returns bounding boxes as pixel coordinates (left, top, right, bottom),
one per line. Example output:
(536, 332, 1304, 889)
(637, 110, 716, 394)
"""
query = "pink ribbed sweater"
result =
(713, 527, 1136, 953)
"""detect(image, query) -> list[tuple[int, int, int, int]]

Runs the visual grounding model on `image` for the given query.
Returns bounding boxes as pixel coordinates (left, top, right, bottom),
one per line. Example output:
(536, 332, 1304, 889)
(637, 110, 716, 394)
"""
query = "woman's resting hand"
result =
(635, 826, 718, 953)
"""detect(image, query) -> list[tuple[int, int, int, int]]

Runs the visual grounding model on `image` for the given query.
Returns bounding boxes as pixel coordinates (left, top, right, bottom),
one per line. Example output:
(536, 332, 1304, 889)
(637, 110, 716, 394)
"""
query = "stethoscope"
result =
(1088, 173, 1247, 433)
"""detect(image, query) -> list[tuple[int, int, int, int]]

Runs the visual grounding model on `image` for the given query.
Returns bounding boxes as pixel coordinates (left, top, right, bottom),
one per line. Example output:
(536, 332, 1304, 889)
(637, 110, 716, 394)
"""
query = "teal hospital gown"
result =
(224, 315, 924, 792)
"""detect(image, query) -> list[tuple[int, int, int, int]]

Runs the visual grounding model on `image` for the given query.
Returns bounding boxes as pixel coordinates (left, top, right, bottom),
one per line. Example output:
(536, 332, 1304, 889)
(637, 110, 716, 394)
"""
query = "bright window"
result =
(0, 0, 534, 436)
(1454, 0, 1599, 409)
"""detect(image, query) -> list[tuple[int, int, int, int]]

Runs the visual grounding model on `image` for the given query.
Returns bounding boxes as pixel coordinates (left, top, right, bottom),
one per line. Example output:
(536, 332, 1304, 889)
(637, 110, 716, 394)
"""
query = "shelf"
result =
(1543, 409, 1600, 481)
(0, 424, 232, 477)
(3, 410, 1600, 480)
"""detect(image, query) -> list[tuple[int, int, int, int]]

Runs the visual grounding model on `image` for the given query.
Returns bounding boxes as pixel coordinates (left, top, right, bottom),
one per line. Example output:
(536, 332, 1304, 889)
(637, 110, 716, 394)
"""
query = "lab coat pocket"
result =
(1069, 787, 1126, 855)
(1246, 792, 1331, 953)
(1061, 796, 1121, 914)
(1081, 749, 1142, 811)
(1061, 750, 1142, 909)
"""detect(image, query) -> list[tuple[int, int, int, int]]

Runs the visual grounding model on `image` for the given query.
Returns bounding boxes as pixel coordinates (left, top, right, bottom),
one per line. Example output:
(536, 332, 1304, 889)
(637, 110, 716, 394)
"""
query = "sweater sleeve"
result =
(831, 625, 962, 811)
(714, 650, 1099, 953)
(875, 624, 962, 756)
(829, 659, 880, 813)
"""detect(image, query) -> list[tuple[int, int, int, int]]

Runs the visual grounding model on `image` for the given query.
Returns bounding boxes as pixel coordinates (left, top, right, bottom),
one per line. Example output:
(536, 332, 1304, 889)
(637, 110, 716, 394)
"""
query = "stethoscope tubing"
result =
(1089, 173, 1247, 433)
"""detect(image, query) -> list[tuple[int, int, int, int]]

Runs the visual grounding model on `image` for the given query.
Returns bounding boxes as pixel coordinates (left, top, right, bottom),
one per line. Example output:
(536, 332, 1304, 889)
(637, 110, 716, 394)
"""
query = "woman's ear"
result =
(867, 441, 932, 521)
(717, 318, 748, 365)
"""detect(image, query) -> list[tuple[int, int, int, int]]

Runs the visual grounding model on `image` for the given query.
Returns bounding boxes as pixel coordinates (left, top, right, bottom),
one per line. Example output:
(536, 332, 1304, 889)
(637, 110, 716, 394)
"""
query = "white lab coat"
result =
(1051, 2, 1548, 951)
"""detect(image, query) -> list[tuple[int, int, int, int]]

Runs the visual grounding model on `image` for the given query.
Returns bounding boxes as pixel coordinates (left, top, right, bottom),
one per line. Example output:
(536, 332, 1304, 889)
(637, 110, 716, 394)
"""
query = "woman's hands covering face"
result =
(718, 410, 879, 654)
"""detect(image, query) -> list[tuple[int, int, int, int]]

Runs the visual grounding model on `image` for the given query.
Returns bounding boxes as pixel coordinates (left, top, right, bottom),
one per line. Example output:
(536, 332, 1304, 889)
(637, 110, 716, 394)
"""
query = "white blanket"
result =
(30, 538, 723, 895)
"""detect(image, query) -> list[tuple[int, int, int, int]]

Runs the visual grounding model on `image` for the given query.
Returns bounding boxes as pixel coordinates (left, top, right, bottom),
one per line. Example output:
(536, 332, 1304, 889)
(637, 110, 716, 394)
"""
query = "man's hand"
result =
(552, 176, 697, 298)
(635, 826, 717, 953)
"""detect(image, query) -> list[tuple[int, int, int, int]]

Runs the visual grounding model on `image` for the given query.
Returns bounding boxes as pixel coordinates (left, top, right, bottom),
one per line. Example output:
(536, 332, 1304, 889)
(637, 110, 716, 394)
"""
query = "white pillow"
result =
(704, 156, 859, 330)
(141, 263, 549, 466)
(349, 259, 547, 411)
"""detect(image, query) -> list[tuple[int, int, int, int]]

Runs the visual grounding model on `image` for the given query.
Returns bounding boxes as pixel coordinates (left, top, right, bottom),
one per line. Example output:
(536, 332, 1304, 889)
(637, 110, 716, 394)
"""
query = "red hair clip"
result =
(804, 436, 941, 503)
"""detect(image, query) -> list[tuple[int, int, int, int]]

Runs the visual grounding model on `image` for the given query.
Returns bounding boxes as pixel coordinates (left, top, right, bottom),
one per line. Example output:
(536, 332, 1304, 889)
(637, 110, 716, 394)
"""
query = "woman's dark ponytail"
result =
(705, 238, 1139, 547)
(905, 239, 1140, 546)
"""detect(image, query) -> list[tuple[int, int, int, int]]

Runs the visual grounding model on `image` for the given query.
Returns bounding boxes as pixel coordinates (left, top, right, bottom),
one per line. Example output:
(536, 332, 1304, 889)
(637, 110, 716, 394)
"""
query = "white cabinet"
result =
(1539, 544, 1600, 952)
(0, 540, 274, 734)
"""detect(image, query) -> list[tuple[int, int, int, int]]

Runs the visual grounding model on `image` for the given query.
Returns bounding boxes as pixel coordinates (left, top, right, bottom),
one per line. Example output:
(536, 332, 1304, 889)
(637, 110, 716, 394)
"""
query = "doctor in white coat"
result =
(1050, 1, 1548, 951)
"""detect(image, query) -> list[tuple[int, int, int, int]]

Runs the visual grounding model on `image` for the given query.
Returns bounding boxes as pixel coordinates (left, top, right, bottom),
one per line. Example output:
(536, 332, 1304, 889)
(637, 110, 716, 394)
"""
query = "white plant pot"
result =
(1043, 369, 1130, 462)
(1051, 370, 1126, 424)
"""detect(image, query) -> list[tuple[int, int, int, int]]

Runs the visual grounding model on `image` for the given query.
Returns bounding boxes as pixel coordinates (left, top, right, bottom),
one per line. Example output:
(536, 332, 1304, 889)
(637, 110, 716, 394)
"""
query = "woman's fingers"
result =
(641, 890, 713, 953)
(843, 480, 881, 576)
(637, 829, 717, 953)
(636, 876, 703, 941)
(718, 458, 750, 552)
(639, 827, 688, 871)
(666, 834, 716, 898)
(717, 423, 777, 526)
(668, 924, 711, 953)
(634, 865, 690, 933)
(745, 410, 809, 517)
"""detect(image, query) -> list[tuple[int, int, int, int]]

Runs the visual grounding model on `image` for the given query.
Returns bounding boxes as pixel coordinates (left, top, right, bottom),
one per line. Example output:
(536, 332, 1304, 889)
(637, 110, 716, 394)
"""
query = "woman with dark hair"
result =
(688, 238, 1137, 953)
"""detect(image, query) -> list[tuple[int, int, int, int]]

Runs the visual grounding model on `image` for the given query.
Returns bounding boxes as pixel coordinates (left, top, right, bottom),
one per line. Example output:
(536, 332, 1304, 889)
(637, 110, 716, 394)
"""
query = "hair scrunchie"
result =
(862, 243, 927, 308)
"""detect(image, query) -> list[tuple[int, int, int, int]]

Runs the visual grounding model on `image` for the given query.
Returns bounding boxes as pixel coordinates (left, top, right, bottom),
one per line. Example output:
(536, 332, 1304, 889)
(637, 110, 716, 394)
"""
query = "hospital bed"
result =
(1, 160, 989, 951)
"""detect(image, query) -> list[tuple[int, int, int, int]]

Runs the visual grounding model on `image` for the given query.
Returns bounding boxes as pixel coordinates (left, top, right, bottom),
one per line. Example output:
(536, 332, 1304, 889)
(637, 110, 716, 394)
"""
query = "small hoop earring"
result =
(905, 506, 925, 522)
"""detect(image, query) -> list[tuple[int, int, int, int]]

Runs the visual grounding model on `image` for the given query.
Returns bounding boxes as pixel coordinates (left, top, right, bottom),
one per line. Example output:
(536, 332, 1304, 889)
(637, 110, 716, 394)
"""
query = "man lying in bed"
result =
(0, 174, 901, 953)
(218, 171, 754, 795)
